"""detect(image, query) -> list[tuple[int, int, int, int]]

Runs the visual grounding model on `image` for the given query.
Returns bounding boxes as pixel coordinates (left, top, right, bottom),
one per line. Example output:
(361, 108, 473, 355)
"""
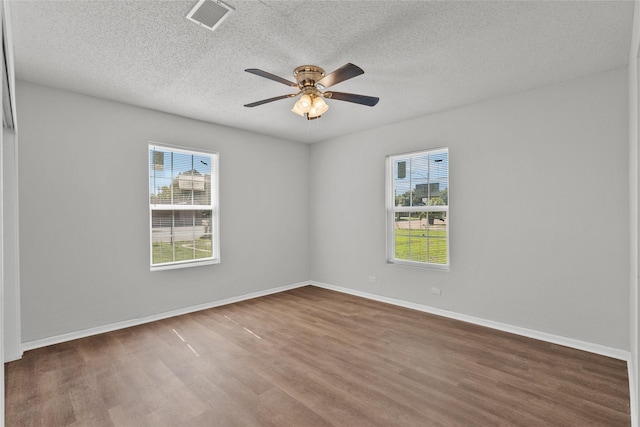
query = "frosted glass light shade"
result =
(299, 95, 312, 112)
(291, 101, 305, 116)
(291, 93, 329, 118)
(308, 96, 329, 118)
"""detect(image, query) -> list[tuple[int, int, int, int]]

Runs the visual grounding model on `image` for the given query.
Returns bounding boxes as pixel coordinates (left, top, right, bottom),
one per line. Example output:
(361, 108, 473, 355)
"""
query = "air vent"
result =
(186, 0, 234, 32)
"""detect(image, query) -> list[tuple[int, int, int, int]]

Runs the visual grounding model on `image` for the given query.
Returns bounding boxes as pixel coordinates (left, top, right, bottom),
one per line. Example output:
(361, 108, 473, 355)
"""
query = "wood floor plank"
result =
(5, 286, 631, 426)
(257, 387, 332, 427)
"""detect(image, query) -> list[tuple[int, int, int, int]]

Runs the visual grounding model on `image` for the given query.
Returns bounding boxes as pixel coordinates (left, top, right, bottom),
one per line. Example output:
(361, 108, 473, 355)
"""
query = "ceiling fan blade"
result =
(244, 93, 299, 108)
(245, 69, 298, 87)
(324, 91, 379, 107)
(316, 63, 364, 89)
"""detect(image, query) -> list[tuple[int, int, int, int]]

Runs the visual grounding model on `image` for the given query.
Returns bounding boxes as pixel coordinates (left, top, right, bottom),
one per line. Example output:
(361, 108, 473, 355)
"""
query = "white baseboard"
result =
(21, 281, 309, 352)
(310, 281, 631, 361)
(23, 280, 631, 361)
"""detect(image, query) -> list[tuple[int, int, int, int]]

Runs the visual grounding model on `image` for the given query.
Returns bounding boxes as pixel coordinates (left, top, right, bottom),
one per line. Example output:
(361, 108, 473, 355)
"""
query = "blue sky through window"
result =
(393, 150, 448, 206)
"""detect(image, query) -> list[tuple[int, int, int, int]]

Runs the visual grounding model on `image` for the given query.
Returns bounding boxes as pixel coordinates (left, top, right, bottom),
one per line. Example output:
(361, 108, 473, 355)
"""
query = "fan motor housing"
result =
(293, 65, 325, 88)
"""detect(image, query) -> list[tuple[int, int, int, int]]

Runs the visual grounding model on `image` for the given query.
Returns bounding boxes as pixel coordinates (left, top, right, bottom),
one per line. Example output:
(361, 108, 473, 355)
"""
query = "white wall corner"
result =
(2, 0, 20, 364)
(0, 6, 5, 427)
(2, 129, 20, 363)
(630, 1, 640, 426)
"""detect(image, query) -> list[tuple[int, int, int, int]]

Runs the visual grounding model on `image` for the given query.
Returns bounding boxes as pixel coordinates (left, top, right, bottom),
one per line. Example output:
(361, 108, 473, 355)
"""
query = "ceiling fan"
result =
(244, 63, 379, 120)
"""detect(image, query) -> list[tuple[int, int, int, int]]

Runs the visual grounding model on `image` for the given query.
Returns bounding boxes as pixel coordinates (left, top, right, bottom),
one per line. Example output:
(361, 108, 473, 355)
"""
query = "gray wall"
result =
(310, 68, 630, 350)
(15, 68, 631, 351)
(16, 81, 310, 342)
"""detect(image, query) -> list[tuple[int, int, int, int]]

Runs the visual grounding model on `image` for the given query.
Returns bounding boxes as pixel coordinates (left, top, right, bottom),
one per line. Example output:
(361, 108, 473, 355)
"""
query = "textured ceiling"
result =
(7, 0, 634, 143)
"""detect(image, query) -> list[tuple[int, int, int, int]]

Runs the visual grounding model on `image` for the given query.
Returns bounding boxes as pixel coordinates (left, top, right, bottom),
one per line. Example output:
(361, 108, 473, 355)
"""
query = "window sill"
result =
(150, 258, 219, 272)
(387, 259, 450, 271)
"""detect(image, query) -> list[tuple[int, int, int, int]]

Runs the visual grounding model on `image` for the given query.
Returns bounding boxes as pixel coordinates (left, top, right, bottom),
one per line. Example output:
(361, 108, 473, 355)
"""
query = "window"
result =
(149, 143, 219, 270)
(386, 148, 449, 269)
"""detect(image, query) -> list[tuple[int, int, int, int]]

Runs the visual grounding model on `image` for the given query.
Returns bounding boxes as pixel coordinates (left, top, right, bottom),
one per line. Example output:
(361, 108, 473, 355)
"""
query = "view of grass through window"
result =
(152, 234, 213, 264)
(395, 213, 447, 264)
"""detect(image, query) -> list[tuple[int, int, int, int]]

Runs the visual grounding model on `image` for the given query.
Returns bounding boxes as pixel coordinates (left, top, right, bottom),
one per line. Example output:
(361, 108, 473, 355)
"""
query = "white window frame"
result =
(386, 147, 449, 270)
(149, 143, 220, 271)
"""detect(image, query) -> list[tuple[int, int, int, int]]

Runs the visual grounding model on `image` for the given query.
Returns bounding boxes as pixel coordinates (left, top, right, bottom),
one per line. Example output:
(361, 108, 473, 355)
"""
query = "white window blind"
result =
(387, 148, 449, 269)
(149, 144, 219, 270)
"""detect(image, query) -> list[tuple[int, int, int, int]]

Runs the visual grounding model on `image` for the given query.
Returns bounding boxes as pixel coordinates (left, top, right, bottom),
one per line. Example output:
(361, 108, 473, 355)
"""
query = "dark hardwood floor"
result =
(5, 286, 631, 426)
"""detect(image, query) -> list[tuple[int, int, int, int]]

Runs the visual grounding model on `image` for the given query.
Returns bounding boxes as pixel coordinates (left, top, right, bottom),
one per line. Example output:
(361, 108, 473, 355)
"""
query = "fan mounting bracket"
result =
(293, 65, 325, 88)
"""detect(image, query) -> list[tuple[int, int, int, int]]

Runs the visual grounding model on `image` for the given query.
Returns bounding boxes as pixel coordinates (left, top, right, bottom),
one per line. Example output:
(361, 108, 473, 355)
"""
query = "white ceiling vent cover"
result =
(186, 0, 235, 32)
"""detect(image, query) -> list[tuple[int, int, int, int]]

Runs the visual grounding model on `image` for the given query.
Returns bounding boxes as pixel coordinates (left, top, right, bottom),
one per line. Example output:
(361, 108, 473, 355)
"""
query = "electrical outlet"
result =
(368, 276, 377, 283)
(431, 287, 442, 296)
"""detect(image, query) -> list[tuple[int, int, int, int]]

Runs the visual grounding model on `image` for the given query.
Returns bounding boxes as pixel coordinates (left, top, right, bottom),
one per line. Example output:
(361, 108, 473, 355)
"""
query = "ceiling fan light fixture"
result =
(313, 96, 328, 114)
(291, 102, 305, 116)
(298, 94, 312, 112)
(245, 63, 378, 120)
(307, 97, 328, 119)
